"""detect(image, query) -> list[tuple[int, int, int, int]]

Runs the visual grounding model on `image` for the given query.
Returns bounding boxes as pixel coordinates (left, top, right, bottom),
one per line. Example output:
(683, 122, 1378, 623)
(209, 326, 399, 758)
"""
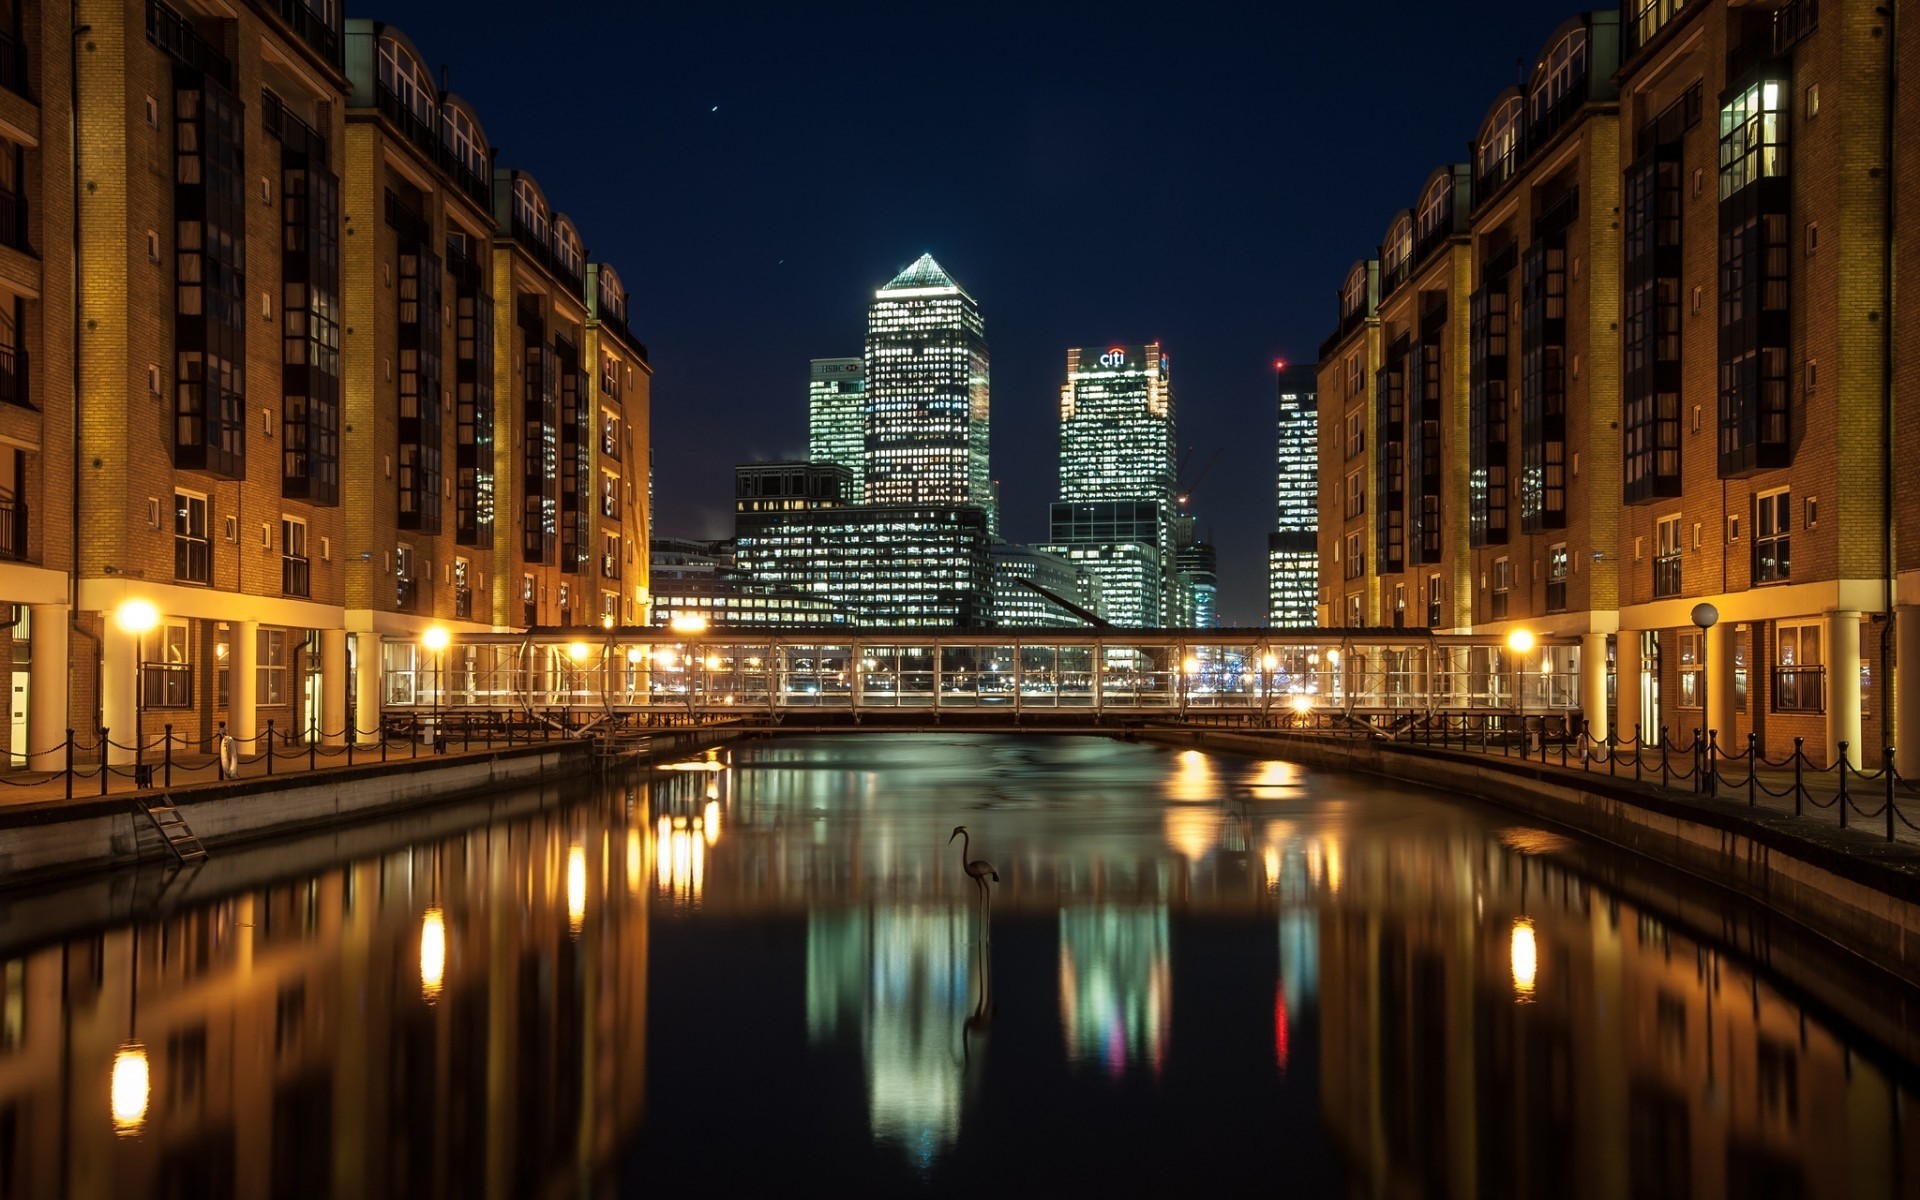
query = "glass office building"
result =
(1269, 364, 1319, 626)
(1042, 500, 1166, 628)
(990, 544, 1101, 628)
(1177, 541, 1218, 630)
(808, 357, 867, 502)
(1051, 344, 1178, 625)
(733, 463, 991, 628)
(864, 254, 993, 533)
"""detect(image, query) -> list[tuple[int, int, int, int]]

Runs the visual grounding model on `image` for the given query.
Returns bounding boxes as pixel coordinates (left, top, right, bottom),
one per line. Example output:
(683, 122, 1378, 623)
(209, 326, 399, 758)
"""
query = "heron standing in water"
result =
(948, 825, 999, 896)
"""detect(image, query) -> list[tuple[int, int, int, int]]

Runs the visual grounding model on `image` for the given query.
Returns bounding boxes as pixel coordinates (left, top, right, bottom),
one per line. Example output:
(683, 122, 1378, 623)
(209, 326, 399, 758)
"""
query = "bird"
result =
(948, 825, 999, 896)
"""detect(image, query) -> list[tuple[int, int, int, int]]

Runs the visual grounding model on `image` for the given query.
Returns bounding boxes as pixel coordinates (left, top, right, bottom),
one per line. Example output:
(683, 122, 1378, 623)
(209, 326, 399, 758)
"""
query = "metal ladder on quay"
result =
(136, 795, 209, 863)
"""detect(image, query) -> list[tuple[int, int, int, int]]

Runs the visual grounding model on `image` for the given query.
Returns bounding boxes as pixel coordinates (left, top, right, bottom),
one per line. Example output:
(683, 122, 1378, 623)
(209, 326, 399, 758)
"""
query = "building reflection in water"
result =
(1317, 828, 1920, 1199)
(1057, 907, 1170, 1078)
(0, 779, 652, 1198)
(805, 906, 969, 1164)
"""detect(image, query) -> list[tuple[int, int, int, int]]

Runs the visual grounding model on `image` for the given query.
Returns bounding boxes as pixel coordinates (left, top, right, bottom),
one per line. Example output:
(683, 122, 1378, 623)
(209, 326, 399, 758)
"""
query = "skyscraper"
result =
(808, 358, 867, 501)
(864, 254, 993, 532)
(1048, 344, 1177, 626)
(1269, 363, 1318, 626)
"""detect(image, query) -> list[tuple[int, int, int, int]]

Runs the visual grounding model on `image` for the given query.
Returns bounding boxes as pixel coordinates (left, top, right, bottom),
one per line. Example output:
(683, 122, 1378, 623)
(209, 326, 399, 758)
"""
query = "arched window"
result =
(1381, 215, 1413, 278)
(1416, 174, 1452, 243)
(513, 178, 549, 245)
(1530, 29, 1589, 124)
(1478, 96, 1523, 184)
(598, 266, 626, 320)
(1341, 265, 1368, 318)
(555, 221, 583, 278)
(441, 104, 488, 181)
(376, 36, 435, 127)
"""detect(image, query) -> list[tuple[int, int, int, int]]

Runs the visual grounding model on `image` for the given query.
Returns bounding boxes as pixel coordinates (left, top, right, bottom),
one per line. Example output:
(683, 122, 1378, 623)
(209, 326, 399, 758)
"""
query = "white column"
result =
(321, 628, 348, 746)
(230, 619, 258, 753)
(1579, 632, 1609, 745)
(1704, 622, 1735, 752)
(1827, 610, 1863, 768)
(101, 618, 137, 766)
(354, 633, 384, 745)
(1897, 605, 1920, 779)
(1616, 632, 1643, 748)
(26, 604, 69, 772)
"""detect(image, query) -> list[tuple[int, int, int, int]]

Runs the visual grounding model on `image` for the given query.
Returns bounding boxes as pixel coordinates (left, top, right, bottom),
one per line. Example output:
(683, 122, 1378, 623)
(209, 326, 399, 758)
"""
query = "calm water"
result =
(4, 734, 1920, 1197)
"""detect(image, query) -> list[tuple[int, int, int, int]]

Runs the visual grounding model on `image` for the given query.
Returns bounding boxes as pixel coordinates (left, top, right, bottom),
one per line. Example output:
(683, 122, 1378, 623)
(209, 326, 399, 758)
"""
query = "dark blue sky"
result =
(376, 0, 1569, 624)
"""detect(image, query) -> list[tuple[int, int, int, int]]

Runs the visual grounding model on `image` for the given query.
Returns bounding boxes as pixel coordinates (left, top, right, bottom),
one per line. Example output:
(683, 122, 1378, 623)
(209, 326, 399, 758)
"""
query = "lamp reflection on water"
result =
(1511, 917, 1538, 1001)
(420, 907, 447, 1004)
(1164, 749, 1217, 803)
(111, 1042, 149, 1136)
(568, 842, 588, 936)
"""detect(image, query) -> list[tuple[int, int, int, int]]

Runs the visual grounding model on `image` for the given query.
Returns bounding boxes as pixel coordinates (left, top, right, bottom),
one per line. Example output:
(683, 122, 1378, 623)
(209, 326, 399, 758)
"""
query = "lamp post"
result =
(669, 614, 708, 716)
(1506, 628, 1536, 753)
(1691, 602, 1719, 751)
(114, 599, 160, 783)
(565, 641, 592, 731)
(421, 626, 450, 752)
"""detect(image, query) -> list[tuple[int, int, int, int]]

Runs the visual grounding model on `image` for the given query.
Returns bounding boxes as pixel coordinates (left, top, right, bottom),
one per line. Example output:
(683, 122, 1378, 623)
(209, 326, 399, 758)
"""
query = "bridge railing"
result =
(387, 631, 1586, 718)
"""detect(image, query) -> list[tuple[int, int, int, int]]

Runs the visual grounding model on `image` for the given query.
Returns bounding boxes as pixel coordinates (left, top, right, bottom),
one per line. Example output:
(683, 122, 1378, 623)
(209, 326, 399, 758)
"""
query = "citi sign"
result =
(1099, 348, 1128, 368)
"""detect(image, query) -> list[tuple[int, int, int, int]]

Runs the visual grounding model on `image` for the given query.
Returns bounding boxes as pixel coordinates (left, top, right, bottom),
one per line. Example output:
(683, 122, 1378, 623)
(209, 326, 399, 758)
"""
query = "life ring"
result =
(218, 734, 239, 777)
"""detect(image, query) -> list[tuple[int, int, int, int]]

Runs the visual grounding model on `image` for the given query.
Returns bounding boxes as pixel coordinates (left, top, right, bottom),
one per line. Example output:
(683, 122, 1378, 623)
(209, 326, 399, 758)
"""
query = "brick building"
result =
(0, 0, 649, 766)
(1317, 0, 1908, 767)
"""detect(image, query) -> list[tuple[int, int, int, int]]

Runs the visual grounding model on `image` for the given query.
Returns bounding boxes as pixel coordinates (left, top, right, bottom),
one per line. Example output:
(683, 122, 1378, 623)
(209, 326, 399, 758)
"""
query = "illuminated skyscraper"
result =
(1050, 344, 1177, 626)
(1269, 363, 1318, 626)
(864, 254, 993, 532)
(808, 357, 867, 501)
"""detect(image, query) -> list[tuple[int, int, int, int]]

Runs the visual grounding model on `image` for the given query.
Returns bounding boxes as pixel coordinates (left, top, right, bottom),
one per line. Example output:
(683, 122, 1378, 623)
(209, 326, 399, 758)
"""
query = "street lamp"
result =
(1506, 628, 1536, 753)
(115, 599, 160, 783)
(1692, 602, 1719, 751)
(421, 626, 450, 752)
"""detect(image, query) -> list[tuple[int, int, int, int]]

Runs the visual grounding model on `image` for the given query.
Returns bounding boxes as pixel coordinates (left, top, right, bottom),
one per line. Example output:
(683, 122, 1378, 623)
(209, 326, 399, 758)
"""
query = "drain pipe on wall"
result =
(1878, 1, 1898, 758)
(69, 7, 99, 734)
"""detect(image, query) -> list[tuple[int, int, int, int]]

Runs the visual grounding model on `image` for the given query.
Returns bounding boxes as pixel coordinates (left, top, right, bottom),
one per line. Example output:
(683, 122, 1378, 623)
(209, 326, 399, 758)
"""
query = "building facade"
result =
(1052, 343, 1178, 626)
(650, 538, 851, 628)
(732, 462, 990, 628)
(1317, 0, 1910, 766)
(863, 254, 992, 533)
(808, 357, 865, 502)
(1269, 364, 1319, 627)
(990, 544, 1099, 629)
(0, 3, 653, 767)
(1041, 500, 1165, 629)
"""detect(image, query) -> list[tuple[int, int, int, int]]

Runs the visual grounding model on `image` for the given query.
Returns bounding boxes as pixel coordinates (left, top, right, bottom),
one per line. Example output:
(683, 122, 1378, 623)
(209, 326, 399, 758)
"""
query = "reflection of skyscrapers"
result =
(864, 254, 993, 533)
(1058, 906, 1171, 1076)
(1270, 364, 1318, 626)
(809, 357, 867, 501)
(806, 906, 970, 1157)
(1049, 344, 1178, 626)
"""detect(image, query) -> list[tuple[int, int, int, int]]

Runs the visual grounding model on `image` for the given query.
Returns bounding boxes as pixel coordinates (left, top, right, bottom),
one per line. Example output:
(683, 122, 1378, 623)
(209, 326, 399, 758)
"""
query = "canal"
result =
(2, 733, 1918, 1196)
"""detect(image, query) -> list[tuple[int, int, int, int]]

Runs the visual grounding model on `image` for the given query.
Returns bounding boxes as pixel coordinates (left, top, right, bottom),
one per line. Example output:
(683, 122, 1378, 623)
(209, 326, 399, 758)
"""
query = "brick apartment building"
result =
(1318, 0, 1912, 769)
(0, 0, 649, 768)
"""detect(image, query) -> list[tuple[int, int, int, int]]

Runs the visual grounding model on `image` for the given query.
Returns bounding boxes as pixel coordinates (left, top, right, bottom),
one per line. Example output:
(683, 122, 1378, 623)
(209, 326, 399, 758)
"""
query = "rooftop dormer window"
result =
(1478, 97, 1522, 188)
(1529, 29, 1588, 126)
(599, 266, 626, 321)
(555, 221, 583, 278)
(1382, 215, 1413, 278)
(514, 178, 549, 246)
(1416, 175, 1451, 244)
(376, 37, 435, 128)
(441, 105, 488, 181)
(1341, 265, 1367, 318)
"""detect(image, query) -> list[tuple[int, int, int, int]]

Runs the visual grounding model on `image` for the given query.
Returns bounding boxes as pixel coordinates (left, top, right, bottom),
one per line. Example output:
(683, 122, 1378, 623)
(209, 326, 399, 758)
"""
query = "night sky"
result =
(373, 0, 1567, 624)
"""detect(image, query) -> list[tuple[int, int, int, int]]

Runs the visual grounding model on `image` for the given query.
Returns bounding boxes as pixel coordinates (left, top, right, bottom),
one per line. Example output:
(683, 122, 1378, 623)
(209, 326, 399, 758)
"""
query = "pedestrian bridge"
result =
(386, 626, 1596, 728)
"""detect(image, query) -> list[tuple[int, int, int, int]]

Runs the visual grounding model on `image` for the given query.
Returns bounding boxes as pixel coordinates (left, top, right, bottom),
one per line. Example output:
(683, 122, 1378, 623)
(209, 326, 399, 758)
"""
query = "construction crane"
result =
(1175, 445, 1222, 512)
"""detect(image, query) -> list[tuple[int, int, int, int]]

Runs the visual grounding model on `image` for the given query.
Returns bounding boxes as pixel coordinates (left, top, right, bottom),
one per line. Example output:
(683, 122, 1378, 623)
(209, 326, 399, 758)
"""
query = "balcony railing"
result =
(1653, 553, 1682, 598)
(602, 553, 620, 581)
(0, 489, 24, 561)
(1774, 0, 1818, 56)
(272, 0, 342, 68)
(455, 586, 473, 620)
(0, 345, 25, 408)
(511, 215, 585, 299)
(396, 576, 417, 611)
(1773, 665, 1824, 713)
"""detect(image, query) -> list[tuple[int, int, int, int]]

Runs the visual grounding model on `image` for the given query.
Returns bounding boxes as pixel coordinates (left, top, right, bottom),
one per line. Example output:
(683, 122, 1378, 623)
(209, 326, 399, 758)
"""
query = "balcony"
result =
(455, 586, 473, 620)
(0, 345, 25, 408)
(1653, 553, 1682, 598)
(1774, 0, 1818, 55)
(511, 216, 585, 300)
(0, 489, 23, 561)
(395, 576, 417, 611)
(272, 0, 342, 69)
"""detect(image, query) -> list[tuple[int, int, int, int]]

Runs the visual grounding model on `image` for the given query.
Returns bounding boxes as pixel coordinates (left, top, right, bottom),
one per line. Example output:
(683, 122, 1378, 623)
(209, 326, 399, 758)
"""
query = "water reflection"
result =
(1, 735, 1918, 1196)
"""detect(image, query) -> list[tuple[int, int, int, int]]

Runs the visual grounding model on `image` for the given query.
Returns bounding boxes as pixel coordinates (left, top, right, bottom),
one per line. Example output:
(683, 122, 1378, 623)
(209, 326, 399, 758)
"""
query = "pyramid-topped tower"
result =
(863, 254, 993, 531)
